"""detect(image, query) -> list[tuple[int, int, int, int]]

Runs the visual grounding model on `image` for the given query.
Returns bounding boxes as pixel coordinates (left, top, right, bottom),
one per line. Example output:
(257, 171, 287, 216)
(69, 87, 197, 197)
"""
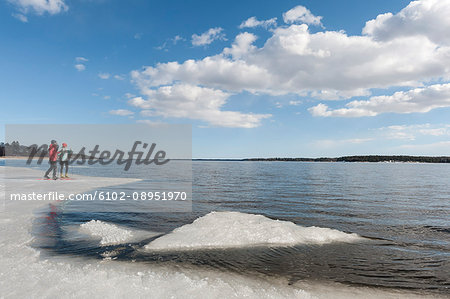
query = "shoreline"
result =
(2, 156, 450, 164)
(1, 156, 41, 160)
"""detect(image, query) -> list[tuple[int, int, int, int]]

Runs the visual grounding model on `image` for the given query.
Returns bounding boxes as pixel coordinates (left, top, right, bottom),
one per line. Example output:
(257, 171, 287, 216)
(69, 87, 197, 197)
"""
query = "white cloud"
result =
(133, 22, 450, 99)
(192, 27, 226, 46)
(172, 35, 184, 44)
(239, 16, 277, 29)
(274, 100, 302, 108)
(155, 44, 168, 51)
(103, 95, 111, 100)
(380, 125, 417, 140)
(114, 74, 125, 80)
(75, 57, 88, 62)
(310, 89, 371, 101)
(312, 138, 373, 149)
(347, 138, 374, 144)
(109, 109, 134, 116)
(134, 33, 142, 40)
(98, 72, 110, 79)
(9, 0, 68, 16)
(156, 35, 186, 51)
(309, 84, 450, 117)
(74, 57, 87, 71)
(419, 127, 450, 136)
(131, 1, 450, 126)
(136, 119, 166, 126)
(396, 141, 450, 155)
(283, 5, 322, 26)
(12, 13, 27, 22)
(222, 32, 257, 59)
(378, 123, 450, 140)
(74, 64, 86, 71)
(363, 0, 450, 45)
(128, 84, 270, 128)
(311, 123, 450, 153)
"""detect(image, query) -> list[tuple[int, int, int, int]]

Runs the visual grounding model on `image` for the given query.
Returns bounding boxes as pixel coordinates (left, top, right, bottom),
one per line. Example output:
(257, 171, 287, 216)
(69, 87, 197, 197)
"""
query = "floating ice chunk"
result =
(79, 220, 161, 246)
(145, 211, 363, 250)
(80, 220, 134, 245)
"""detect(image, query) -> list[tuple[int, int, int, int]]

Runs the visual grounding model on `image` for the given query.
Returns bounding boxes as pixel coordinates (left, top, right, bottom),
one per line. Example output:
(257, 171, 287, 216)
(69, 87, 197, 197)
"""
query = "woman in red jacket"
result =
(44, 140, 59, 180)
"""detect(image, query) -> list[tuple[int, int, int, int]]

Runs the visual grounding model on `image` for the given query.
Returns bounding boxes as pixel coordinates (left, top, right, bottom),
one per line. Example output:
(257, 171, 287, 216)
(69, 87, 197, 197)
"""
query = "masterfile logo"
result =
(25, 141, 170, 171)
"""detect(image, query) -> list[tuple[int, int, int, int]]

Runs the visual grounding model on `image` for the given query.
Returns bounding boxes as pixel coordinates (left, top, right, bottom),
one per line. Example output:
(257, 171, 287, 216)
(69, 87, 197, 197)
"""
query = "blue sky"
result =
(1, 0, 449, 158)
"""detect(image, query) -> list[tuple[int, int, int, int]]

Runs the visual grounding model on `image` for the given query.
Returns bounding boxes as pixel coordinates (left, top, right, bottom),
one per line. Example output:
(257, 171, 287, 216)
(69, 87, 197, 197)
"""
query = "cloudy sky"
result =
(1, 0, 449, 158)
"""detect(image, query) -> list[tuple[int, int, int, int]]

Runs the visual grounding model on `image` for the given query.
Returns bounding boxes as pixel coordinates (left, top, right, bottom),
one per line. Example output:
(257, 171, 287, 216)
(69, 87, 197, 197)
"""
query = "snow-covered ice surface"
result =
(144, 211, 363, 251)
(78, 220, 160, 246)
(0, 166, 444, 298)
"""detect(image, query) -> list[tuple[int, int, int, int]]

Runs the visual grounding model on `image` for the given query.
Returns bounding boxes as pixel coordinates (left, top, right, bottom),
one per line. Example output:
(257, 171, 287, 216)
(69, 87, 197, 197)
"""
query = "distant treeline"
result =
(0, 142, 94, 160)
(0, 141, 48, 157)
(244, 156, 450, 163)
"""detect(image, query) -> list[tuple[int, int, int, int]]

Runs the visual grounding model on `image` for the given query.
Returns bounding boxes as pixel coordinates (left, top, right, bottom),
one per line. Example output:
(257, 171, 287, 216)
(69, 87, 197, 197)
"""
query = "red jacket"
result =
(49, 144, 58, 162)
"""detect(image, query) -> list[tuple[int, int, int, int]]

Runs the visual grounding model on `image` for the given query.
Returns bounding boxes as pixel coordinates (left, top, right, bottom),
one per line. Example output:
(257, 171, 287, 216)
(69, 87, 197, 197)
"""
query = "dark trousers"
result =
(60, 161, 69, 175)
(45, 161, 57, 178)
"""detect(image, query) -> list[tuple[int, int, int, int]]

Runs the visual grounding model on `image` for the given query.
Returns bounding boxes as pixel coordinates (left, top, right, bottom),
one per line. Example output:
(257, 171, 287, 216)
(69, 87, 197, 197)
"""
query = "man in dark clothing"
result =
(44, 140, 59, 180)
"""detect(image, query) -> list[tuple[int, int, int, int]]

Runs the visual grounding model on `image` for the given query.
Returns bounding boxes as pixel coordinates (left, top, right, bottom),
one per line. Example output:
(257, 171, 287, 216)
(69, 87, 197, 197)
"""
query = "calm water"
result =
(5, 160, 450, 294)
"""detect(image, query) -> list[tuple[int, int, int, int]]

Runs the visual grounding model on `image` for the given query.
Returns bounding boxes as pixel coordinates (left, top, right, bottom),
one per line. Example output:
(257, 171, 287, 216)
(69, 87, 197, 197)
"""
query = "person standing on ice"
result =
(58, 142, 72, 178)
(44, 140, 59, 180)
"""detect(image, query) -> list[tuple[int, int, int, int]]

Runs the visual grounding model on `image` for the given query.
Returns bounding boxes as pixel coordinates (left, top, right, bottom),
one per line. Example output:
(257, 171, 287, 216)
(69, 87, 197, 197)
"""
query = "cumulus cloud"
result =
(128, 84, 270, 128)
(130, 1, 450, 126)
(363, 0, 450, 45)
(109, 109, 134, 116)
(8, 0, 68, 16)
(222, 32, 258, 59)
(74, 64, 86, 71)
(134, 23, 450, 99)
(282, 5, 322, 26)
(98, 72, 110, 79)
(192, 27, 226, 46)
(239, 16, 277, 29)
(309, 83, 450, 117)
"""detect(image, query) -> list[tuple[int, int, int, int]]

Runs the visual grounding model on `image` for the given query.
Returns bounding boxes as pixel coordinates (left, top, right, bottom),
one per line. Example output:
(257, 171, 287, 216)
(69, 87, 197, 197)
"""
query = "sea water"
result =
(3, 160, 450, 297)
